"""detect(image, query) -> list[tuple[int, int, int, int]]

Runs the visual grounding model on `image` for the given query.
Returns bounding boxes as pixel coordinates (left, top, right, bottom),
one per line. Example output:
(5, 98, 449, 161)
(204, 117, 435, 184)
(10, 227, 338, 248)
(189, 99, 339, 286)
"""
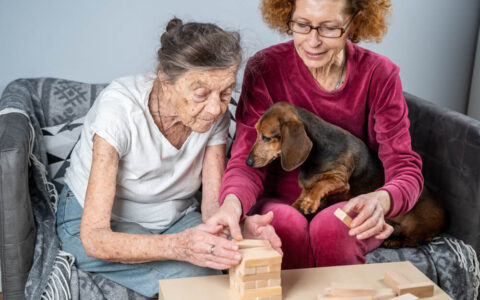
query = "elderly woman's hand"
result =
(176, 223, 241, 270)
(243, 212, 283, 255)
(206, 194, 243, 240)
(341, 190, 394, 240)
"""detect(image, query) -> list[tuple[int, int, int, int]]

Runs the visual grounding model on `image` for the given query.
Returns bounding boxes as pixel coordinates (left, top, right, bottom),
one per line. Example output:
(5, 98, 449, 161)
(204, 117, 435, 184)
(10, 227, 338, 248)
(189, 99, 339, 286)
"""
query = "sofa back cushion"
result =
(405, 92, 480, 256)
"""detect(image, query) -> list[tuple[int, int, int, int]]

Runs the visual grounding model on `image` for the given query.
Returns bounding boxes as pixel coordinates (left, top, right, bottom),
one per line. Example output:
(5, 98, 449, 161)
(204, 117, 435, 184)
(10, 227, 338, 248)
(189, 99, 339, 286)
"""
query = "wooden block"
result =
(238, 280, 256, 290)
(397, 281, 434, 298)
(318, 296, 373, 300)
(329, 282, 374, 297)
(236, 239, 272, 249)
(389, 294, 419, 300)
(240, 247, 282, 268)
(268, 264, 281, 272)
(384, 271, 410, 289)
(268, 278, 281, 287)
(334, 208, 353, 227)
(238, 271, 281, 282)
(256, 280, 268, 288)
(256, 297, 281, 300)
(243, 267, 256, 275)
(256, 266, 269, 273)
(373, 288, 396, 300)
(242, 286, 282, 298)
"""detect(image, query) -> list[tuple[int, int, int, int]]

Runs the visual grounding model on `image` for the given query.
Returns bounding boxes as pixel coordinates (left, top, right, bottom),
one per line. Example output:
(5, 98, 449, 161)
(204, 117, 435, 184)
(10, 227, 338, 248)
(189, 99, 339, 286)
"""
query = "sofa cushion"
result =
(0, 112, 35, 299)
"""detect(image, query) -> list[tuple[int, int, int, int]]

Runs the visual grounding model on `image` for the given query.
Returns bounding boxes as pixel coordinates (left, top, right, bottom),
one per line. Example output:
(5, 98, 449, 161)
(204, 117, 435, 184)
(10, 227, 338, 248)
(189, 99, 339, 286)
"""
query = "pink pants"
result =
(250, 198, 384, 269)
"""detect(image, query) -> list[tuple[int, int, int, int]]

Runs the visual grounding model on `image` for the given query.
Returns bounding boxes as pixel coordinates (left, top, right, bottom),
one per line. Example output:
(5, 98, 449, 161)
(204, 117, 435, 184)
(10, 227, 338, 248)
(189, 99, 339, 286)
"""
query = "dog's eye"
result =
(262, 136, 272, 142)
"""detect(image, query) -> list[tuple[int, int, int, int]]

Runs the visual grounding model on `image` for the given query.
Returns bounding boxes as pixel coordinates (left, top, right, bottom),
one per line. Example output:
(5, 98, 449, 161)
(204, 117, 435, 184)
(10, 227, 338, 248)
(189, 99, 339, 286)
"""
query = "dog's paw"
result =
(382, 239, 403, 249)
(291, 200, 309, 214)
(292, 200, 302, 210)
(383, 238, 425, 249)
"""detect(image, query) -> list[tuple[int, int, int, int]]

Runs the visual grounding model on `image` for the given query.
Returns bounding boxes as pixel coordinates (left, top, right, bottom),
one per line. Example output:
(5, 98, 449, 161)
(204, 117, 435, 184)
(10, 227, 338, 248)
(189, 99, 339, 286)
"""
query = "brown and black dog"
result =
(245, 102, 445, 248)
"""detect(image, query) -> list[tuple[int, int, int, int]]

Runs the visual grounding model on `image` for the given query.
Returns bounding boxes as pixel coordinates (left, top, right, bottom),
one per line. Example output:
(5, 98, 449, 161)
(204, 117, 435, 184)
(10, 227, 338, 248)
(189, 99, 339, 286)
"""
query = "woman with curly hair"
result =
(208, 0, 424, 269)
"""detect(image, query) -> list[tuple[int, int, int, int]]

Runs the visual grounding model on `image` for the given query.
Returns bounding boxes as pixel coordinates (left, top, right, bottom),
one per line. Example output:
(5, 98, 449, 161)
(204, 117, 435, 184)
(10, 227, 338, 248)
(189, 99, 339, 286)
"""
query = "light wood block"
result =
(268, 279, 281, 287)
(329, 282, 374, 297)
(334, 208, 353, 227)
(397, 281, 434, 298)
(236, 239, 272, 249)
(238, 271, 281, 282)
(254, 296, 282, 300)
(268, 264, 281, 272)
(241, 286, 282, 298)
(390, 293, 419, 300)
(238, 280, 256, 290)
(373, 288, 397, 300)
(255, 280, 268, 288)
(257, 266, 269, 273)
(239, 247, 282, 268)
(318, 297, 373, 300)
(384, 271, 410, 289)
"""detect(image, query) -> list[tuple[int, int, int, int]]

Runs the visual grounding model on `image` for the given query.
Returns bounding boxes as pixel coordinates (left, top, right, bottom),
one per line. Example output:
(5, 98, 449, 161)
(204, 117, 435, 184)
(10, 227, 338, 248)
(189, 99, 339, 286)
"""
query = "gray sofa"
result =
(0, 78, 479, 300)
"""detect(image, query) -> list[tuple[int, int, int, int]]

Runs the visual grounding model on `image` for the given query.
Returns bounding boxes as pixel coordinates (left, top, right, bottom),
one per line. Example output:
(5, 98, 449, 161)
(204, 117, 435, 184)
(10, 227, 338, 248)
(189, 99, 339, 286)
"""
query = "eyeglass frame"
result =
(286, 12, 358, 38)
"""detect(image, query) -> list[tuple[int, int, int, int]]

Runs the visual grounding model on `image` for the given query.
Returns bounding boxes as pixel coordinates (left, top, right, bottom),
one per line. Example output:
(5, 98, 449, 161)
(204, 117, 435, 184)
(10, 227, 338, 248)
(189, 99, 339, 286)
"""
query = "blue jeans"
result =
(56, 185, 220, 298)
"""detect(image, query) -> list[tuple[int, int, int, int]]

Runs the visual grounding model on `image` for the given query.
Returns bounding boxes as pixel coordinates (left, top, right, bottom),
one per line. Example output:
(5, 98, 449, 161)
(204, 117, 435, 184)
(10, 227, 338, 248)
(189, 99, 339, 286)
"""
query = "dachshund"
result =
(245, 102, 445, 248)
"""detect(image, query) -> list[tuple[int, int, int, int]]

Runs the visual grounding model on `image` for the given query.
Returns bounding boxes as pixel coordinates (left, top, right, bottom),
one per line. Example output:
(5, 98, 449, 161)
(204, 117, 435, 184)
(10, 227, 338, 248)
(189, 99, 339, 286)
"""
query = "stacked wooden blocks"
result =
(229, 239, 282, 300)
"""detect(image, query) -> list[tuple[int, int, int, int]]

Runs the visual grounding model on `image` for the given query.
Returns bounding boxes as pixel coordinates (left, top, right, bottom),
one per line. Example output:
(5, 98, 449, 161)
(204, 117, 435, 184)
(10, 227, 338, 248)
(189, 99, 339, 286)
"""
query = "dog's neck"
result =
(294, 107, 342, 151)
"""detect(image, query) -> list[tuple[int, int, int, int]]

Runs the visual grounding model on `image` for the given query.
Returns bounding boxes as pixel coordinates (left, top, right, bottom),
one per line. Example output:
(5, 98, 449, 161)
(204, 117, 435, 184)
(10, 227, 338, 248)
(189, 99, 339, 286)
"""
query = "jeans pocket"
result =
(62, 193, 82, 238)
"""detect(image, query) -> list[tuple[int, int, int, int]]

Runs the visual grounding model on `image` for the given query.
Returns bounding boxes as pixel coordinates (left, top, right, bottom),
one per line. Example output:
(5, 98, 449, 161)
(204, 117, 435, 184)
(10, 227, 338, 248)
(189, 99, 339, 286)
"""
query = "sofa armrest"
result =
(405, 92, 480, 255)
(0, 112, 36, 299)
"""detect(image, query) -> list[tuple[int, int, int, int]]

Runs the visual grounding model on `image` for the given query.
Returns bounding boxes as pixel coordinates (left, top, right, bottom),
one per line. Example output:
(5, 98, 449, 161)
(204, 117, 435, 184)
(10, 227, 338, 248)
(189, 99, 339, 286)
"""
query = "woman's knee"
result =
(309, 203, 365, 266)
(260, 201, 309, 237)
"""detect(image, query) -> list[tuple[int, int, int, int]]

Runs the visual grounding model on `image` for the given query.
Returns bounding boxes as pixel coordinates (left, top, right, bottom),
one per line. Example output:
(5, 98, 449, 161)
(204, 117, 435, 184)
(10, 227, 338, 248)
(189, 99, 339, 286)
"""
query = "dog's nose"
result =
(246, 156, 254, 166)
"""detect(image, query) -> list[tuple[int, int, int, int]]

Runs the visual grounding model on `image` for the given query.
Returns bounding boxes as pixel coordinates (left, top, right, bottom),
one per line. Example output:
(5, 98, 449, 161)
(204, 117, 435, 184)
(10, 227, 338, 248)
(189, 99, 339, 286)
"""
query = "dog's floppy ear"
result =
(280, 119, 313, 171)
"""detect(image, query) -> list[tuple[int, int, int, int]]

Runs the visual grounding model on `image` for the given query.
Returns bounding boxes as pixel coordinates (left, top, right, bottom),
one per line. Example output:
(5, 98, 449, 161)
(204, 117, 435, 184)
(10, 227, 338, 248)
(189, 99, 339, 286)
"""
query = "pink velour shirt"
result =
(219, 40, 423, 219)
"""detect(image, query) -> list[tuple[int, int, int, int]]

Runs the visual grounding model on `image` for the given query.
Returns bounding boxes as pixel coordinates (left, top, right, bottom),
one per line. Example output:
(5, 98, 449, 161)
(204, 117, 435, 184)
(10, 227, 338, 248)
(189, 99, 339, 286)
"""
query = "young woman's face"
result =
(291, 0, 352, 70)
(162, 65, 237, 133)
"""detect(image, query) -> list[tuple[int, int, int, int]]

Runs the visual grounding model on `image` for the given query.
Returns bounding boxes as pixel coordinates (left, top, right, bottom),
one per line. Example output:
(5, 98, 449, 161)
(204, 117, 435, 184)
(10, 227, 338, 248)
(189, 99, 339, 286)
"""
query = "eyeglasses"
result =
(287, 13, 357, 38)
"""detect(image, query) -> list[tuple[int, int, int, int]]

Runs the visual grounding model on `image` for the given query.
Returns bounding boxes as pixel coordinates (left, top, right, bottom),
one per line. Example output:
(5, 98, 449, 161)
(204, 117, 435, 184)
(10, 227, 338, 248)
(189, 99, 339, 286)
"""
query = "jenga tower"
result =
(229, 240, 282, 300)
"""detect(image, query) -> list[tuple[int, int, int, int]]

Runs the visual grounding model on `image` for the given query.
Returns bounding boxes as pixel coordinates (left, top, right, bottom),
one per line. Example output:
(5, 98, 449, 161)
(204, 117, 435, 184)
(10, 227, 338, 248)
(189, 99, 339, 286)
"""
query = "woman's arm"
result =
(201, 144, 226, 222)
(80, 134, 240, 268)
(343, 63, 422, 240)
(218, 55, 273, 215)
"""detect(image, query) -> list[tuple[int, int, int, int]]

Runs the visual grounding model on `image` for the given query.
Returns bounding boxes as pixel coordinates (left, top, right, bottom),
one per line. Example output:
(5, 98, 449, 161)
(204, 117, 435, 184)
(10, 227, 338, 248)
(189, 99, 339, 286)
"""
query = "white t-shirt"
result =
(64, 73, 229, 231)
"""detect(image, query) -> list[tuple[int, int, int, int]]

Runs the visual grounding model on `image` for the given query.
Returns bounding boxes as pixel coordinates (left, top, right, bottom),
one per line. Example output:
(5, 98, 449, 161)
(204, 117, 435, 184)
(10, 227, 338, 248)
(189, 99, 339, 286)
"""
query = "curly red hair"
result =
(260, 0, 392, 43)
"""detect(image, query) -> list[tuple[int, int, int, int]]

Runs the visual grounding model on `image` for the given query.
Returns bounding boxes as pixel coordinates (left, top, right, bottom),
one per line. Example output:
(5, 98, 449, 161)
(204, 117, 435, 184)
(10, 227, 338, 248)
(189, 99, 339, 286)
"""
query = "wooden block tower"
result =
(229, 239, 282, 300)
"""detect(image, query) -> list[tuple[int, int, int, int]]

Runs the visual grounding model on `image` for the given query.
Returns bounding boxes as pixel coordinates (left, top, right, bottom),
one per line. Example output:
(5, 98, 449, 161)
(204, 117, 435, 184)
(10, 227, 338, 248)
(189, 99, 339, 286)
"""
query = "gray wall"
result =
(1, 0, 479, 114)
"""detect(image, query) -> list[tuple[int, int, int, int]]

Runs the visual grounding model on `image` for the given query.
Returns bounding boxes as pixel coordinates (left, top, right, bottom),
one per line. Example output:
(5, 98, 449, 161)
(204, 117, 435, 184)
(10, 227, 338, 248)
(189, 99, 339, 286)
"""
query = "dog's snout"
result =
(246, 155, 254, 166)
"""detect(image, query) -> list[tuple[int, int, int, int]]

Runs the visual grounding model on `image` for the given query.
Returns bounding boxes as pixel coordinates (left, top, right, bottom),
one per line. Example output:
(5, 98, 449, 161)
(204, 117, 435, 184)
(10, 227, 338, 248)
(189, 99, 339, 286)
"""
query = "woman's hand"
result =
(176, 223, 241, 270)
(206, 194, 243, 240)
(341, 190, 394, 240)
(243, 212, 283, 255)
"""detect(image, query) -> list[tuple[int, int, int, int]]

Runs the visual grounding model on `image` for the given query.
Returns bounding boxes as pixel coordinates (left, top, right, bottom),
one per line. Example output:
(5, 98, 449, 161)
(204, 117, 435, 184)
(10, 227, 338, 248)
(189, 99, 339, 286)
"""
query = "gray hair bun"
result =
(166, 17, 183, 32)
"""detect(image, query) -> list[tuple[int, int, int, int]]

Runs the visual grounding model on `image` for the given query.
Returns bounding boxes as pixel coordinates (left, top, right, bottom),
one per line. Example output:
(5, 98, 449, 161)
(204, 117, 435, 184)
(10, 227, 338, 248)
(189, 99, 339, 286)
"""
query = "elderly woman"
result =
(56, 18, 243, 297)
(209, 0, 423, 270)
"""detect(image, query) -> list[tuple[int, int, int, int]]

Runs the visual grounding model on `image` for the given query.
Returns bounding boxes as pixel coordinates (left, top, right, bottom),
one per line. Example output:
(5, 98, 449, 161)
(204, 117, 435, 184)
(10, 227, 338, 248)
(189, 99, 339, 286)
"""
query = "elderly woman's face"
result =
(291, 0, 351, 70)
(163, 66, 237, 133)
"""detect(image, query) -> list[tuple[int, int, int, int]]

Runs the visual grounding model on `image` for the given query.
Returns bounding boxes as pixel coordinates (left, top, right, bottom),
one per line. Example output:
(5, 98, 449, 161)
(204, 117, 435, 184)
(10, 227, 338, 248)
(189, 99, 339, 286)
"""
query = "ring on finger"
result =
(209, 245, 215, 255)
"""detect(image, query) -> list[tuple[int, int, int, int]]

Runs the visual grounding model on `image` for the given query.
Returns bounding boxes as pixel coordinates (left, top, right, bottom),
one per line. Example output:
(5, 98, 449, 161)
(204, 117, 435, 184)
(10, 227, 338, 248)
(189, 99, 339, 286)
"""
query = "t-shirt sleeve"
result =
(207, 110, 230, 146)
(369, 62, 424, 218)
(89, 91, 131, 157)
